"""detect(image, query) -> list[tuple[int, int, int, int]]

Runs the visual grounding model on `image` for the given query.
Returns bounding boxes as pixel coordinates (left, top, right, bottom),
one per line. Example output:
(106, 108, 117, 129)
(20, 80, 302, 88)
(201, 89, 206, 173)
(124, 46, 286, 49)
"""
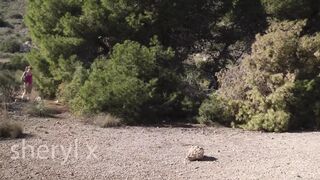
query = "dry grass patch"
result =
(94, 114, 122, 128)
(24, 101, 52, 117)
(0, 120, 23, 139)
(0, 103, 23, 139)
(24, 100, 60, 118)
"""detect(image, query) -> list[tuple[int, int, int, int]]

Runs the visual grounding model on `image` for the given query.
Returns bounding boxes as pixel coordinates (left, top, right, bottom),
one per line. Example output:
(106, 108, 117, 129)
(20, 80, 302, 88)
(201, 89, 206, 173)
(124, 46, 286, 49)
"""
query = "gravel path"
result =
(1, 114, 320, 180)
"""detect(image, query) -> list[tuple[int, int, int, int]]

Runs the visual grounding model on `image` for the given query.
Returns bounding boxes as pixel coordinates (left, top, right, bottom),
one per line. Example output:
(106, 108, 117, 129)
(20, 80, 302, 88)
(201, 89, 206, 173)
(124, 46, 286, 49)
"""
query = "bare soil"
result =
(1, 109, 320, 179)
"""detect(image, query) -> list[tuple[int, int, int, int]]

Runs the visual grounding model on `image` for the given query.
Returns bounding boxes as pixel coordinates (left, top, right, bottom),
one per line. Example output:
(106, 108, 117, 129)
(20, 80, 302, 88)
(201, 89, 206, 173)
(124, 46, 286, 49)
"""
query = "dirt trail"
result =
(1, 113, 320, 180)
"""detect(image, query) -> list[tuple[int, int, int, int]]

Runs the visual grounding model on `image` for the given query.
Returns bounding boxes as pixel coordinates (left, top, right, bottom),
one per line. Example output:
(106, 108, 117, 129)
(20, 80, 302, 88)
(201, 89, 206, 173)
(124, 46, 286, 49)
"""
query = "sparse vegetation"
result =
(0, 0, 28, 63)
(0, 54, 28, 71)
(0, 18, 10, 27)
(0, 70, 20, 102)
(24, 100, 58, 118)
(93, 114, 122, 128)
(0, 38, 21, 53)
(0, 120, 23, 139)
(9, 13, 23, 19)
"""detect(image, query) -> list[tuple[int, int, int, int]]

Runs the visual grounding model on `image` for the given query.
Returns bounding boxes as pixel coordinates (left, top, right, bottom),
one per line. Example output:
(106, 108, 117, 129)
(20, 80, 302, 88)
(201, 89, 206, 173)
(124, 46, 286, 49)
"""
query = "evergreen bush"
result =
(199, 20, 320, 132)
(71, 39, 184, 124)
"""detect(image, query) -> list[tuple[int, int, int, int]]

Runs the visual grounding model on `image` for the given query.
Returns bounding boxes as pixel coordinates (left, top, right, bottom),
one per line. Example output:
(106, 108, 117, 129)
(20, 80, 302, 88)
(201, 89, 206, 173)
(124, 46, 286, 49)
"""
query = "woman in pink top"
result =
(21, 66, 33, 100)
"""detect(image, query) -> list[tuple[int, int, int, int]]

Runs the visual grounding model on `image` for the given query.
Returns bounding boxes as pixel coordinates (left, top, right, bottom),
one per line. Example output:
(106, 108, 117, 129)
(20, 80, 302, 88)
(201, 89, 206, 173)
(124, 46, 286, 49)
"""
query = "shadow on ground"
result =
(0, 133, 34, 141)
(200, 156, 217, 162)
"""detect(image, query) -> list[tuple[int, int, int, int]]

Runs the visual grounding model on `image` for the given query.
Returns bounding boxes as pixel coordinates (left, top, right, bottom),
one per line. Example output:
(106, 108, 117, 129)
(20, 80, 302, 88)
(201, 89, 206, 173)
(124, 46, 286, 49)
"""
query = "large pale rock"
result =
(187, 146, 204, 161)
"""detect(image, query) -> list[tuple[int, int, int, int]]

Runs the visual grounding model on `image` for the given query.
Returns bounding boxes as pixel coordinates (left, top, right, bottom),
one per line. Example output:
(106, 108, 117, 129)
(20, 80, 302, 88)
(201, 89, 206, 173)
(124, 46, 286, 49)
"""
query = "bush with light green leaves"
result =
(199, 20, 320, 132)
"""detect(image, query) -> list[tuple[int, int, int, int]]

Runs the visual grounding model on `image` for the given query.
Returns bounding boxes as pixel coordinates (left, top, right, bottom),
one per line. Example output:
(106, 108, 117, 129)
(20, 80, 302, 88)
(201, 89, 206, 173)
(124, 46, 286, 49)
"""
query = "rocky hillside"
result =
(0, 0, 28, 61)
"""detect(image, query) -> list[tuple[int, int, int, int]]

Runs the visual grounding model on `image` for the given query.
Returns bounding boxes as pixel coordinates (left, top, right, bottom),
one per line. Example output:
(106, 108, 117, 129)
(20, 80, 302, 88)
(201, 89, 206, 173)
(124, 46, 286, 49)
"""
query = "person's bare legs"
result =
(21, 84, 31, 100)
(25, 84, 32, 101)
(21, 89, 26, 100)
(21, 92, 30, 101)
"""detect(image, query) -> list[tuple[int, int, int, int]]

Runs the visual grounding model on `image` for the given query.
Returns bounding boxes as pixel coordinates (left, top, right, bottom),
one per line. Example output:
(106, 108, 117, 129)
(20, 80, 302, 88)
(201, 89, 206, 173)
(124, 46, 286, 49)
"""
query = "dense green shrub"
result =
(25, 0, 248, 98)
(26, 50, 57, 98)
(28, 53, 83, 98)
(24, 0, 320, 128)
(197, 94, 233, 125)
(58, 64, 88, 103)
(289, 76, 320, 130)
(200, 20, 320, 132)
(71, 39, 184, 123)
(0, 38, 21, 53)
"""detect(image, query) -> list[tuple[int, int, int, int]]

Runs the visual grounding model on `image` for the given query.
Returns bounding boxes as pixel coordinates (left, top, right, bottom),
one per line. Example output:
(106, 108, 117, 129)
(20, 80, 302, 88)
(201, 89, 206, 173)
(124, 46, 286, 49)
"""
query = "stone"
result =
(187, 146, 204, 161)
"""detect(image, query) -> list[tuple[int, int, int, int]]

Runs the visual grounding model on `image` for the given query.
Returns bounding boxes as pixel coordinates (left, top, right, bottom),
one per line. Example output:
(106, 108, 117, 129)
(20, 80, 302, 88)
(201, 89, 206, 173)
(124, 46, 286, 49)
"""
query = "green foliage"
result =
(25, 0, 269, 123)
(58, 65, 88, 103)
(0, 38, 21, 53)
(25, 0, 234, 96)
(261, 0, 319, 19)
(72, 40, 184, 123)
(216, 0, 267, 37)
(197, 94, 233, 125)
(198, 0, 267, 92)
(26, 50, 56, 98)
(24, 0, 320, 129)
(290, 77, 320, 130)
(202, 20, 320, 132)
(9, 54, 28, 70)
(245, 110, 290, 132)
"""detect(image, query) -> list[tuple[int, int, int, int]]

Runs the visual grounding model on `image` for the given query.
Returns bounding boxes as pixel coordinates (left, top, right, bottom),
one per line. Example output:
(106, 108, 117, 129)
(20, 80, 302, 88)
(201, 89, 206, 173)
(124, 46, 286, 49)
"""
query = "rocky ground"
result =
(1, 110, 320, 180)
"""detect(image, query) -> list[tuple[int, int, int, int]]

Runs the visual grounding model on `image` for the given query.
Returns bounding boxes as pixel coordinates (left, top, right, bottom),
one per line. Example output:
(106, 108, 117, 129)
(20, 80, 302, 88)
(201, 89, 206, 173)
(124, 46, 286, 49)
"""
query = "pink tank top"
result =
(25, 73, 32, 84)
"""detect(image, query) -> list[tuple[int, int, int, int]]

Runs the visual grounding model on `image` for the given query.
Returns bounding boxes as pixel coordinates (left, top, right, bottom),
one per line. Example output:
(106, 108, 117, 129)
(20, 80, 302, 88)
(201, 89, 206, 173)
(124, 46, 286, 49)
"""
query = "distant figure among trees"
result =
(21, 66, 33, 100)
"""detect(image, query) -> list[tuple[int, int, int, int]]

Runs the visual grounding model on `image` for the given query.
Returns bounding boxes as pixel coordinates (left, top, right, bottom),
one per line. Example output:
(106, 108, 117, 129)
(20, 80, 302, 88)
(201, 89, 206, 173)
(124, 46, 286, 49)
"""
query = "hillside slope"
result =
(0, 0, 28, 61)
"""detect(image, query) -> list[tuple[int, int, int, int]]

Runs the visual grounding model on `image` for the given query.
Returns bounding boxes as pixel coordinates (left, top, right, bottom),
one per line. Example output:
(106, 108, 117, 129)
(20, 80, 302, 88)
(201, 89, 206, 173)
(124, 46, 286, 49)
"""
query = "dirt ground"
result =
(1, 111, 320, 180)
